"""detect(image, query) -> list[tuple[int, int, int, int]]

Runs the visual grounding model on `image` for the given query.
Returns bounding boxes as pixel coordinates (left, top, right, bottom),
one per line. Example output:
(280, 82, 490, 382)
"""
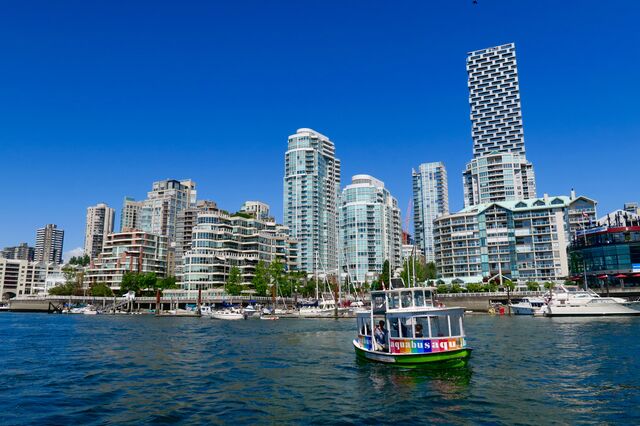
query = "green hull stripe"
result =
(354, 345, 472, 368)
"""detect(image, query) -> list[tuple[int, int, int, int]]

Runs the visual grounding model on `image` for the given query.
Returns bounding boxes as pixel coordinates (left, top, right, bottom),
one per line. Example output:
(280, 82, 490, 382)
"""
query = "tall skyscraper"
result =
(412, 162, 449, 263)
(1, 243, 35, 261)
(120, 197, 143, 231)
(339, 175, 402, 283)
(84, 203, 115, 259)
(464, 42, 536, 206)
(468, 42, 525, 157)
(35, 224, 64, 264)
(284, 128, 341, 275)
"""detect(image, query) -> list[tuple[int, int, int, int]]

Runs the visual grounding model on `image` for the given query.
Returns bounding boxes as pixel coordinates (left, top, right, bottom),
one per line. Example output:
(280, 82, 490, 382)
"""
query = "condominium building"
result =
(175, 200, 219, 281)
(85, 230, 168, 289)
(468, 42, 525, 157)
(120, 197, 143, 231)
(84, 203, 115, 259)
(339, 175, 402, 283)
(433, 193, 597, 284)
(1, 243, 35, 261)
(240, 201, 271, 220)
(0, 259, 61, 299)
(284, 128, 340, 275)
(464, 43, 536, 206)
(412, 162, 449, 262)
(182, 210, 298, 291)
(35, 224, 64, 264)
(462, 152, 536, 207)
(624, 202, 639, 215)
(139, 179, 197, 242)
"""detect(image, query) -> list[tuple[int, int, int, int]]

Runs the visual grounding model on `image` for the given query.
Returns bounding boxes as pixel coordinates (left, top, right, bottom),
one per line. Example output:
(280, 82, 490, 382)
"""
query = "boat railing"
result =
(437, 291, 545, 298)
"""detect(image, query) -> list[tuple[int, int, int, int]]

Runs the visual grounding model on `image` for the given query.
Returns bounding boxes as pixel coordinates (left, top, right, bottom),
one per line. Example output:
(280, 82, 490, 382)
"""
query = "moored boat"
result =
(353, 281, 471, 368)
(541, 285, 640, 317)
(210, 308, 245, 320)
(509, 297, 545, 315)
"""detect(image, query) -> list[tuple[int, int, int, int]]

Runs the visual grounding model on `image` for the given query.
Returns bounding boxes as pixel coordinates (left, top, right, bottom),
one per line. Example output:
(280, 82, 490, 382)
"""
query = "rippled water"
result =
(1, 313, 639, 425)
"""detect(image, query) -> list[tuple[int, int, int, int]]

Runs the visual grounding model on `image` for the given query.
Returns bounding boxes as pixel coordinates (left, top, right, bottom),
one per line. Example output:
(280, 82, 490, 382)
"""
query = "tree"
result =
(252, 261, 270, 296)
(400, 257, 434, 285)
(503, 279, 516, 292)
(156, 276, 178, 291)
(379, 260, 390, 287)
(526, 281, 540, 291)
(226, 266, 243, 296)
(425, 262, 437, 280)
(48, 282, 75, 296)
(138, 272, 157, 291)
(466, 282, 484, 293)
(90, 282, 114, 297)
(120, 272, 141, 295)
(544, 282, 556, 291)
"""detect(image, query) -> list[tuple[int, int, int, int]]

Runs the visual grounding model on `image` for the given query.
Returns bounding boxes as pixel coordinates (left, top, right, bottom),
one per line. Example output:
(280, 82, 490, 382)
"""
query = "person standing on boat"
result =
(374, 321, 387, 351)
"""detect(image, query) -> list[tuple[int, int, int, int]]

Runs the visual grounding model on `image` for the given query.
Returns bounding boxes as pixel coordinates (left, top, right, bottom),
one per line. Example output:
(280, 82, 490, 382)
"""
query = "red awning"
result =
(614, 274, 627, 278)
(597, 274, 608, 279)
(633, 273, 640, 278)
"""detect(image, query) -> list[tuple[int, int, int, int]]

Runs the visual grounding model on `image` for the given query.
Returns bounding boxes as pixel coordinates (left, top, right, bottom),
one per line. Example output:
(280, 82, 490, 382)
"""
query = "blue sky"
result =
(1, 0, 639, 256)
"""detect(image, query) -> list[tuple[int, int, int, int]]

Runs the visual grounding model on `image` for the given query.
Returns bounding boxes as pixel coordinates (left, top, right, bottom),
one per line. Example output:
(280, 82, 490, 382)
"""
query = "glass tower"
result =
(412, 162, 449, 263)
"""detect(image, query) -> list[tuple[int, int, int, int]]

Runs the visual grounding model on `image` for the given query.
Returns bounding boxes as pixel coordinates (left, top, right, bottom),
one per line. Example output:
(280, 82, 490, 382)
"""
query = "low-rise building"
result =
(182, 210, 298, 291)
(1, 243, 35, 261)
(433, 193, 597, 284)
(85, 230, 167, 289)
(0, 259, 61, 299)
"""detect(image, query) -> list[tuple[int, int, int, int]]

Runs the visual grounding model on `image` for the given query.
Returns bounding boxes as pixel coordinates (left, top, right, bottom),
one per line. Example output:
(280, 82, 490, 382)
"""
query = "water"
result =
(1, 313, 639, 425)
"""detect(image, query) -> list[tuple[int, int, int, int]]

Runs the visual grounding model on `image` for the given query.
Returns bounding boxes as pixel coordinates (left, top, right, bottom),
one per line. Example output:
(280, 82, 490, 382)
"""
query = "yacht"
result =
(509, 297, 545, 315)
(541, 285, 640, 317)
(210, 308, 246, 320)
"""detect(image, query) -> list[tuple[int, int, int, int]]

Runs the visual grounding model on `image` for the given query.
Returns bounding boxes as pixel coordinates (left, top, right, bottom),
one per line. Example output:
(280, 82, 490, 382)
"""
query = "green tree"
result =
(425, 262, 437, 280)
(436, 284, 449, 294)
(138, 272, 157, 290)
(379, 260, 390, 287)
(544, 281, 556, 291)
(90, 282, 114, 297)
(226, 266, 243, 296)
(252, 261, 270, 296)
(503, 279, 516, 292)
(466, 282, 484, 293)
(400, 257, 435, 285)
(526, 281, 540, 291)
(48, 282, 75, 296)
(156, 276, 178, 291)
(120, 272, 141, 295)
(269, 259, 286, 294)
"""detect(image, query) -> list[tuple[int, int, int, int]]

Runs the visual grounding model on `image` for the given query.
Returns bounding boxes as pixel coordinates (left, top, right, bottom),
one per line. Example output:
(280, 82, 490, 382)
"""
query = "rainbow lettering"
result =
(359, 335, 373, 350)
(389, 337, 465, 354)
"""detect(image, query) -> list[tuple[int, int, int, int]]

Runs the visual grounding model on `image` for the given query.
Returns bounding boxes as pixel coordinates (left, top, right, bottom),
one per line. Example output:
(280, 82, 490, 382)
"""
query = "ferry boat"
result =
(540, 285, 640, 317)
(509, 297, 545, 315)
(353, 281, 471, 368)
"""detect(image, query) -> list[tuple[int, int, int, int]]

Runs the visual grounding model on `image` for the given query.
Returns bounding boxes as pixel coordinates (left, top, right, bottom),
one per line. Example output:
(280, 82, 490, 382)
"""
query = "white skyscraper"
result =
(120, 197, 143, 231)
(412, 162, 449, 263)
(138, 179, 197, 242)
(284, 128, 341, 275)
(35, 224, 64, 265)
(84, 203, 115, 259)
(464, 42, 536, 206)
(339, 175, 402, 283)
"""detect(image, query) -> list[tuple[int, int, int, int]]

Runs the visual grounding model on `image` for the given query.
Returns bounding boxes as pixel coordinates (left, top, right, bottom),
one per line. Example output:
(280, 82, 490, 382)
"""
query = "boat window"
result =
(401, 291, 413, 308)
(388, 293, 400, 310)
(399, 317, 412, 338)
(389, 317, 400, 338)
(415, 317, 430, 338)
(414, 290, 425, 307)
(429, 316, 450, 338)
(372, 293, 386, 314)
(449, 315, 461, 336)
(424, 290, 433, 305)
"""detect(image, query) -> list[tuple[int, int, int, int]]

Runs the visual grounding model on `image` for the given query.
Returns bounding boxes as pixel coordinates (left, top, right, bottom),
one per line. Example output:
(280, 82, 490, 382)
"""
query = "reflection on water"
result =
(0, 314, 639, 424)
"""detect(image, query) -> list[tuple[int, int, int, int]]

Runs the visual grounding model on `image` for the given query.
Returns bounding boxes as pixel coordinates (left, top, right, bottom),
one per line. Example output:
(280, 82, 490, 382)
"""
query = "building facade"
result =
(35, 224, 64, 265)
(84, 203, 115, 259)
(412, 162, 449, 262)
(175, 200, 218, 281)
(139, 179, 197, 242)
(284, 128, 340, 275)
(85, 230, 168, 289)
(120, 197, 143, 231)
(1, 243, 35, 261)
(339, 175, 402, 283)
(182, 210, 298, 291)
(623, 202, 639, 215)
(240, 201, 271, 220)
(462, 152, 536, 207)
(433, 194, 597, 284)
(468, 42, 525, 158)
(0, 259, 61, 299)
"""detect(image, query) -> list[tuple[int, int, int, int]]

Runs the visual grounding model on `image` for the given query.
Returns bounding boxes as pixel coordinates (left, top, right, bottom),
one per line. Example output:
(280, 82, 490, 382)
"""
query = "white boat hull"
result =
(210, 312, 245, 320)
(543, 302, 640, 317)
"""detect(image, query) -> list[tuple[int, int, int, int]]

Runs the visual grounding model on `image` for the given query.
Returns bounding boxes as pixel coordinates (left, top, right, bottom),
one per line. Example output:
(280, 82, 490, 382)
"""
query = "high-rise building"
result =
(120, 197, 143, 231)
(433, 193, 597, 284)
(84, 203, 115, 259)
(412, 162, 449, 262)
(35, 224, 64, 264)
(464, 43, 536, 206)
(1, 243, 35, 261)
(175, 200, 218, 281)
(139, 179, 197, 242)
(284, 128, 341, 275)
(339, 175, 402, 283)
(462, 152, 536, 207)
(624, 202, 639, 215)
(182, 210, 298, 291)
(85, 230, 168, 289)
(468, 42, 525, 158)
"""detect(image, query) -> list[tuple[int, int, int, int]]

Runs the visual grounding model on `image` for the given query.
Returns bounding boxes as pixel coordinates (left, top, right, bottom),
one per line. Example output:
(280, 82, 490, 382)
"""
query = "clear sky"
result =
(1, 0, 639, 258)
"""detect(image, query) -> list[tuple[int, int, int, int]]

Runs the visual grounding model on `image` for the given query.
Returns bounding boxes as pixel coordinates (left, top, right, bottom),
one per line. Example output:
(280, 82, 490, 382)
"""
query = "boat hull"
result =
(353, 341, 471, 369)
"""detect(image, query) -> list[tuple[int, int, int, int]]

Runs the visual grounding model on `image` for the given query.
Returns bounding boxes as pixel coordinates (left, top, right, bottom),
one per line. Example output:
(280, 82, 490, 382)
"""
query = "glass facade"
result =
(412, 162, 449, 263)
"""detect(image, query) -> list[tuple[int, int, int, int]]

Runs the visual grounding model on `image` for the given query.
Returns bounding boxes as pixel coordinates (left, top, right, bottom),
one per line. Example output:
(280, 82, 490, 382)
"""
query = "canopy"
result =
(597, 274, 608, 279)
(633, 273, 640, 278)
(614, 274, 627, 278)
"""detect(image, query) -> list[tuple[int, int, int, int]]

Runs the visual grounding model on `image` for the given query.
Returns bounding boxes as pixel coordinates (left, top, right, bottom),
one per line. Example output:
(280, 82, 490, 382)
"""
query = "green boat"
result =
(353, 283, 472, 368)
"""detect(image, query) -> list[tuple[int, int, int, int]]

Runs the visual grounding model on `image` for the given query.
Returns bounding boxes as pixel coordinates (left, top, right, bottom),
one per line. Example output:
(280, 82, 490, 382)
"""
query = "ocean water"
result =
(0, 313, 638, 425)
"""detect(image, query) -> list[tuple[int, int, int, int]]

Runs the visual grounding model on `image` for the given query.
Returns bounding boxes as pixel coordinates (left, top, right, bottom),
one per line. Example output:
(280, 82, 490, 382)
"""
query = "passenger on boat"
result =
(374, 321, 387, 351)
(415, 324, 424, 338)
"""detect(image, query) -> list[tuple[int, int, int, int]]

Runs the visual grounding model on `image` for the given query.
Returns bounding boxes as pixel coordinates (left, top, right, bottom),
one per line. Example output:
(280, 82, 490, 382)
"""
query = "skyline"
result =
(1, 1, 639, 257)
